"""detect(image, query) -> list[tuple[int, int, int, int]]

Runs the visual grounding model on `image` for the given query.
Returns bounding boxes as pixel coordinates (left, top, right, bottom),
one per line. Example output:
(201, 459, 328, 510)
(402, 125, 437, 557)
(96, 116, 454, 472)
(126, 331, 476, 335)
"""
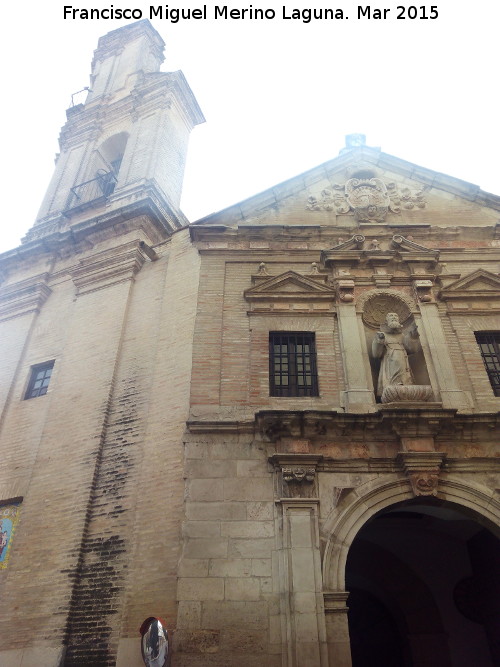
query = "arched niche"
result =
(356, 289, 431, 399)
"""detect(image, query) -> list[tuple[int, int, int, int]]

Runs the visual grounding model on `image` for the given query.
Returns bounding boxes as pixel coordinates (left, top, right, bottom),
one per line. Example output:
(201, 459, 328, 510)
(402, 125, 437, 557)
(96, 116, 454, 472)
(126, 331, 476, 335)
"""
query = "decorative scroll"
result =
(306, 186, 349, 214)
(387, 182, 427, 211)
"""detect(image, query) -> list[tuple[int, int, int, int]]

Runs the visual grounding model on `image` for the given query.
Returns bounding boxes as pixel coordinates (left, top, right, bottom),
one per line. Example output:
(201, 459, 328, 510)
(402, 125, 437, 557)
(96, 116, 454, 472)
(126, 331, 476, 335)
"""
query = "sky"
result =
(1, 0, 499, 253)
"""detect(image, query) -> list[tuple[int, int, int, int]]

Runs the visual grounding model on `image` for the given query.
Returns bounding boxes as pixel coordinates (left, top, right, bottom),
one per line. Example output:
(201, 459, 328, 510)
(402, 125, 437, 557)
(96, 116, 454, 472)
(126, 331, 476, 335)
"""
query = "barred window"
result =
(475, 332, 500, 397)
(269, 332, 319, 397)
(24, 361, 55, 400)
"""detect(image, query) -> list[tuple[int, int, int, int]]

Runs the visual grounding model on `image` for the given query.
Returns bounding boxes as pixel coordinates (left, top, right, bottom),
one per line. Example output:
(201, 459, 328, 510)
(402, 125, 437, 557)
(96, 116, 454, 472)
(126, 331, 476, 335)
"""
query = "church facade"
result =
(0, 20, 499, 667)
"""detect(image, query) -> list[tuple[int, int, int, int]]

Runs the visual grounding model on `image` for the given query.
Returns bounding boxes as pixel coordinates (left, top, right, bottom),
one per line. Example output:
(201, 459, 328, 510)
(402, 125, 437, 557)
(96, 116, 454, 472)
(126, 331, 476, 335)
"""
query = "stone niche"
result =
(359, 290, 432, 403)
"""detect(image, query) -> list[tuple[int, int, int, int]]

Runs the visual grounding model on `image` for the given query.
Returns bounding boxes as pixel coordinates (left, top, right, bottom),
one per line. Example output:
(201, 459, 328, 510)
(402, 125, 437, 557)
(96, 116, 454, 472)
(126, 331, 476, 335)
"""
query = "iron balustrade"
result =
(66, 170, 117, 211)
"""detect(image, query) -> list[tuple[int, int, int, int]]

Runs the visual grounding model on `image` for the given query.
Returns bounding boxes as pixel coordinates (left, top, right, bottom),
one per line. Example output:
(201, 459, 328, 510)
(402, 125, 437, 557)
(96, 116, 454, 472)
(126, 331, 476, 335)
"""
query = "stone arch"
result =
(322, 474, 500, 592)
(98, 132, 129, 175)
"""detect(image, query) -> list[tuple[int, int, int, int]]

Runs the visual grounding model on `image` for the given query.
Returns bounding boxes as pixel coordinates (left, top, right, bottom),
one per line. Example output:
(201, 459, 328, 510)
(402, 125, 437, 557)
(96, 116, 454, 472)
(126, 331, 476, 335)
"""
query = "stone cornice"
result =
(15, 185, 187, 259)
(255, 409, 500, 443)
(0, 274, 51, 322)
(69, 240, 152, 296)
(186, 419, 255, 434)
(61, 70, 204, 152)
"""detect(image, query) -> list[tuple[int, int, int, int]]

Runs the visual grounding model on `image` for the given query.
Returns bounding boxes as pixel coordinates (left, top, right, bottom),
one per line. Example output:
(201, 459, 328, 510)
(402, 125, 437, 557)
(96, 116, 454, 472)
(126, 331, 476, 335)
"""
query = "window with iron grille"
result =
(24, 361, 55, 400)
(475, 332, 500, 397)
(269, 332, 319, 397)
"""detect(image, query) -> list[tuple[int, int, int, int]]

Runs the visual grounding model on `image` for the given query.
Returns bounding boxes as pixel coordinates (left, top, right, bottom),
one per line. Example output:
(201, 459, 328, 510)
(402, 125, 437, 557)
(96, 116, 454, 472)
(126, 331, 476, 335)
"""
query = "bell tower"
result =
(25, 20, 204, 246)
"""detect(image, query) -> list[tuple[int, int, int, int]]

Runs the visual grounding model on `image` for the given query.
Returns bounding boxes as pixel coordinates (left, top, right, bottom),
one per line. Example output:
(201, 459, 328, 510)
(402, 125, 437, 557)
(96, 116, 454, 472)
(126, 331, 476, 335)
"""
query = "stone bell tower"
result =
(0, 21, 204, 666)
(26, 19, 204, 246)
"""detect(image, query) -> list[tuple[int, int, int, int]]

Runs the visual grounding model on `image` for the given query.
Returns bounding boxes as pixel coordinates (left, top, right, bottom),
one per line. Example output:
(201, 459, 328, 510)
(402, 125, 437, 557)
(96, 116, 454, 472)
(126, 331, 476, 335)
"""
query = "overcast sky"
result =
(1, 1, 498, 252)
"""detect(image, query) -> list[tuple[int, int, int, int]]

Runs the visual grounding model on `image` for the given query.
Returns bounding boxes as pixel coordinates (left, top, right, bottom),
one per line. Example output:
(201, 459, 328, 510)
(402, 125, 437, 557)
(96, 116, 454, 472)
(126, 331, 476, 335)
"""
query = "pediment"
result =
(390, 235, 438, 256)
(193, 145, 500, 230)
(440, 269, 500, 300)
(439, 269, 500, 313)
(321, 234, 439, 269)
(245, 271, 335, 300)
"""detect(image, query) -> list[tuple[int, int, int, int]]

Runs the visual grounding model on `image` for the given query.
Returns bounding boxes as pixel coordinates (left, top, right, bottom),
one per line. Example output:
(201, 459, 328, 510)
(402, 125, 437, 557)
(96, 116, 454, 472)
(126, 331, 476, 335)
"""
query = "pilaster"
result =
(336, 303, 376, 412)
(323, 592, 352, 667)
(417, 302, 471, 410)
(270, 455, 328, 666)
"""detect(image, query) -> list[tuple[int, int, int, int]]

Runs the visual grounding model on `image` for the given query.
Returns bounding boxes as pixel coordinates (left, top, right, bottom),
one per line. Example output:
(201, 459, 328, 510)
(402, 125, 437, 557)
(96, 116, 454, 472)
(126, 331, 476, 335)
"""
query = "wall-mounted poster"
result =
(0, 502, 21, 569)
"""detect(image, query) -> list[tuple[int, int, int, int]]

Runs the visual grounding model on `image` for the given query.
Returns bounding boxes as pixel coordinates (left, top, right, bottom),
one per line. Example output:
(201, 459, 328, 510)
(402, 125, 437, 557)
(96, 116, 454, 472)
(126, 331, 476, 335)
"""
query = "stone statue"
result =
(372, 312, 420, 399)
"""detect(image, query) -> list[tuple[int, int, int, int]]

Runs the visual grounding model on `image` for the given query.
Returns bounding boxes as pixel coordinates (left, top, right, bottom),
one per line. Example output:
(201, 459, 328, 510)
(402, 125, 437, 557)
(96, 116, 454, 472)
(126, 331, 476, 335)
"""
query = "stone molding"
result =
(438, 268, 500, 312)
(256, 408, 467, 442)
(323, 591, 350, 613)
(0, 274, 52, 322)
(24, 185, 188, 249)
(323, 475, 500, 594)
(69, 240, 153, 296)
(244, 269, 336, 314)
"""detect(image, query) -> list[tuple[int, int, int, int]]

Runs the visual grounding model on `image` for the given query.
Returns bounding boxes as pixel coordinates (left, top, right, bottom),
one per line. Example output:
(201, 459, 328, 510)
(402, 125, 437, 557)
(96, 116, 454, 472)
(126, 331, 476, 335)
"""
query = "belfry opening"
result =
(346, 500, 500, 666)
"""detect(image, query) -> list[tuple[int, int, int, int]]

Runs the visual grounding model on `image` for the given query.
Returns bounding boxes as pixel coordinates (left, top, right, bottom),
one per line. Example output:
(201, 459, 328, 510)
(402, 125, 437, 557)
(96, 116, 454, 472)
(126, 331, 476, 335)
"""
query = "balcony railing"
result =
(65, 170, 117, 212)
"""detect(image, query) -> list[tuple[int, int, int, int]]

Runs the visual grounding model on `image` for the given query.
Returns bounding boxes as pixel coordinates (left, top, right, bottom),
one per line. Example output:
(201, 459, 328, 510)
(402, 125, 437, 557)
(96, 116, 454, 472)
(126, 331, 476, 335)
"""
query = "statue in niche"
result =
(372, 312, 421, 400)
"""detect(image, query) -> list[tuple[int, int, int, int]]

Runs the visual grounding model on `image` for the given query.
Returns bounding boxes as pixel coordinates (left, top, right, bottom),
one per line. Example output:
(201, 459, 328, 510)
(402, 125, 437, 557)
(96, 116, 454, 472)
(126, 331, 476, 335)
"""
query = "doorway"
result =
(346, 499, 500, 666)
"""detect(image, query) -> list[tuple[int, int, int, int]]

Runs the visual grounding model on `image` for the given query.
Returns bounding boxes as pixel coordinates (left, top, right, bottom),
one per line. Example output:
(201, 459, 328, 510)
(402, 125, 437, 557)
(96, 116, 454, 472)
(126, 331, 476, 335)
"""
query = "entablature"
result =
(23, 181, 187, 249)
(0, 273, 52, 322)
(255, 408, 500, 444)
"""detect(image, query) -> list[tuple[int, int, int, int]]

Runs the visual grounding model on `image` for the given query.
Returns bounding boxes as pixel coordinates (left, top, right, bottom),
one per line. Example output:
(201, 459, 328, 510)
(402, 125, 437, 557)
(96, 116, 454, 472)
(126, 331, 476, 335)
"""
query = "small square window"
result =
(269, 332, 319, 397)
(24, 361, 55, 400)
(474, 332, 500, 397)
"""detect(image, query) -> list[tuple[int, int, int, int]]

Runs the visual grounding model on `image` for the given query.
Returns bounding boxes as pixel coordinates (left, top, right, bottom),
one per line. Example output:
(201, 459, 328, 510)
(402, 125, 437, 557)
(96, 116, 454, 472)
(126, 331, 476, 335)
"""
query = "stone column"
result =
(417, 302, 471, 410)
(336, 303, 376, 413)
(324, 592, 352, 667)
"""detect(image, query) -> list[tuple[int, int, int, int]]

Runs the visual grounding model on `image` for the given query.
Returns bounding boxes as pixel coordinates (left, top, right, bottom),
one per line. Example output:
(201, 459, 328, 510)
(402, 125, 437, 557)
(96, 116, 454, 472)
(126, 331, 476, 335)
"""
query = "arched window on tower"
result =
(98, 132, 128, 180)
(66, 132, 129, 211)
(94, 132, 129, 196)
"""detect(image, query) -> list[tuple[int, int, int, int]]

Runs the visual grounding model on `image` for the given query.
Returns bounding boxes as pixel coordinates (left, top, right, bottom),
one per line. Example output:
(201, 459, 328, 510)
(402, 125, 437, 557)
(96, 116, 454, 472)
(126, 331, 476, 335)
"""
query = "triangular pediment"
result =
(245, 271, 335, 300)
(440, 269, 500, 299)
(192, 145, 500, 230)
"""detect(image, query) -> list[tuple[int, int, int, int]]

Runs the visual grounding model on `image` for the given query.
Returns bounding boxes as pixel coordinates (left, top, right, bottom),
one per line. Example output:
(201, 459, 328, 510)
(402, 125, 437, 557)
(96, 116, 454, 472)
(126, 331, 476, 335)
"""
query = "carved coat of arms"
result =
(345, 178, 389, 222)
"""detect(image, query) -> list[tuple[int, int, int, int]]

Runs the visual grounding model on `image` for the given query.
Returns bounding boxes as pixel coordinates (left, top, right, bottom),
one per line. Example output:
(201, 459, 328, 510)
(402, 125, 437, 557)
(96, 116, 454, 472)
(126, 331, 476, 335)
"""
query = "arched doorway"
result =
(345, 499, 500, 666)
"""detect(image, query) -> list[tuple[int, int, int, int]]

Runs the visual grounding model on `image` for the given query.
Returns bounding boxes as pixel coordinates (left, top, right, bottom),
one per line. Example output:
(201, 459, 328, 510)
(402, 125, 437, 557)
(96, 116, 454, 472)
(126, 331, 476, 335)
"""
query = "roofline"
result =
(191, 146, 500, 226)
